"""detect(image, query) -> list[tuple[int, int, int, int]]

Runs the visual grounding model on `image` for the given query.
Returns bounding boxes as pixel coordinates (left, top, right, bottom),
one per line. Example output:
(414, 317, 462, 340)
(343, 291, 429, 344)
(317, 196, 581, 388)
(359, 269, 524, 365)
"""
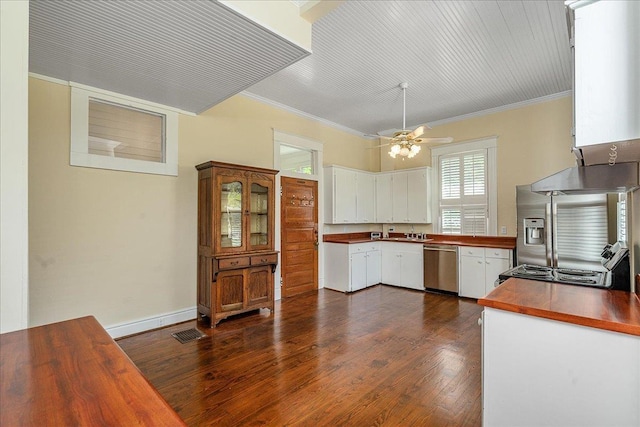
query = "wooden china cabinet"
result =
(196, 161, 278, 327)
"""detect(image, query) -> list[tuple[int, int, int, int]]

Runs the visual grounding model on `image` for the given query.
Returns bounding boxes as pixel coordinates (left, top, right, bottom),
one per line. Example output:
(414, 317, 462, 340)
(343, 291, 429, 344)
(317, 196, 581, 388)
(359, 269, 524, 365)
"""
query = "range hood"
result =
(531, 162, 640, 194)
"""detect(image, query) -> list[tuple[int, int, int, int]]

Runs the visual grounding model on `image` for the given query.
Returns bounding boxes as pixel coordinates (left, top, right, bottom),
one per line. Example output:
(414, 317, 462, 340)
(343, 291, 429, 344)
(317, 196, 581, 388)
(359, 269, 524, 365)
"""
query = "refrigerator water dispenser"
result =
(524, 218, 545, 245)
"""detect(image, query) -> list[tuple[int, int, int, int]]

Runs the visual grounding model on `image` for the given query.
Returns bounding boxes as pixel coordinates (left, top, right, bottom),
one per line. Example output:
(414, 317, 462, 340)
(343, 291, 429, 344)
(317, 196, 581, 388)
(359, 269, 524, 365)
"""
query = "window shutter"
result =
(441, 157, 460, 199)
(463, 152, 486, 196)
(439, 149, 488, 235)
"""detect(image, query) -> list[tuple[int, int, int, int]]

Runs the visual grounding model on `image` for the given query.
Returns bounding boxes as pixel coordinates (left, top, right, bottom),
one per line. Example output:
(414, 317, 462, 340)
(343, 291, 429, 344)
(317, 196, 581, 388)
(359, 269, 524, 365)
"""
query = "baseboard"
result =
(106, 307, 197, 339)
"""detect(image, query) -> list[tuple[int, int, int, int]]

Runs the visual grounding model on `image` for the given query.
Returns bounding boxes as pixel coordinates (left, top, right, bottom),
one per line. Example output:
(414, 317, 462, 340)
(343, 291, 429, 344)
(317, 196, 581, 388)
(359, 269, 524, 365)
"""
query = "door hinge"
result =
(280, 186, 283, 196)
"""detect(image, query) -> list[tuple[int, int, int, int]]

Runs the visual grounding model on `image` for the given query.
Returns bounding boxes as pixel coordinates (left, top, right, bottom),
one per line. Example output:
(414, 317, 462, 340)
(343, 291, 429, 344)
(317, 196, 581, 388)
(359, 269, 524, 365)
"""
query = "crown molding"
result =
(426, 91, 572, 128)
(240, 91, 368, 138)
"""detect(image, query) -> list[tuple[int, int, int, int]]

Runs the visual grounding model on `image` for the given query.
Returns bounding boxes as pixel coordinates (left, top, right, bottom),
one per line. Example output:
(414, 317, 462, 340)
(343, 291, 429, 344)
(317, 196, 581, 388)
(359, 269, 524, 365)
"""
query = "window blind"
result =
(88, 99, 165, 162)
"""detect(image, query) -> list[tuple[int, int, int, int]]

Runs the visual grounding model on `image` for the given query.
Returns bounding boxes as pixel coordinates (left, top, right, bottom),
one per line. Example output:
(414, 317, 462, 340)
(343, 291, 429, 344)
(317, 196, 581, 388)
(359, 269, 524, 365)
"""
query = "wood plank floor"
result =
(118, 286, 483, 426)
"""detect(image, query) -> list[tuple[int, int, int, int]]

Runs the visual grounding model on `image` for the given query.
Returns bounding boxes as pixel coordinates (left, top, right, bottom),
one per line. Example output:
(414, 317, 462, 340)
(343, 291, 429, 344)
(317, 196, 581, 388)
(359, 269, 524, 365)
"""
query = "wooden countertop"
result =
(478, 278, 640, 337)
(323, 232, 516, 249)
(0, 316, 186, 426)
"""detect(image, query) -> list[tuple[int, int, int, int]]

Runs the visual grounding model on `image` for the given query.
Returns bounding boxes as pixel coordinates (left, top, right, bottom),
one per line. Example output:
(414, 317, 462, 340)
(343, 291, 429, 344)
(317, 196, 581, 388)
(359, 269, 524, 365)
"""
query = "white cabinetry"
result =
(375, 173, 393, 223)
(391, 172, 409, 222)
(324, 242, 381, 292)
(381, 242, 424, 290)
(459, 247, 511, 298)
(376, 168, 432, 224)
(406, 168, 431, 223)
(572, 0, 640, 148)
(324, 166, 375, 224)
(482, 308, 640, 426)
(356, 171, 375, 223)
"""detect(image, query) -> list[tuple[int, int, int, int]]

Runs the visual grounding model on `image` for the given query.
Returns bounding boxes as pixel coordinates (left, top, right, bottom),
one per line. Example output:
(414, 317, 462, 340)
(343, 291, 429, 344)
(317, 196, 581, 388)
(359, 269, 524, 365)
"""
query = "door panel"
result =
(247, 266, 271, 307)
(281, 177, 318, 297)
(216, 270, 244, 312)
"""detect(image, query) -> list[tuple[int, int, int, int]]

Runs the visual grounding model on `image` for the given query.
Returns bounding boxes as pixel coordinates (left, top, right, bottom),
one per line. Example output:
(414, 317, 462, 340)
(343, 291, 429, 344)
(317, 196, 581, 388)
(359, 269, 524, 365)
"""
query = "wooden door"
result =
(280, 177, 318, 297)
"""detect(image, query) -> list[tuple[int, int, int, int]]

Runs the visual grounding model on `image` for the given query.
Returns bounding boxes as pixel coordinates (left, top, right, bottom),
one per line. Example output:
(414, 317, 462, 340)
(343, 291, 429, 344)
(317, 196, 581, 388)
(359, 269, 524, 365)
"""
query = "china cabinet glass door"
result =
(220, 180, 243, 248)
(249, 182, 270, 249)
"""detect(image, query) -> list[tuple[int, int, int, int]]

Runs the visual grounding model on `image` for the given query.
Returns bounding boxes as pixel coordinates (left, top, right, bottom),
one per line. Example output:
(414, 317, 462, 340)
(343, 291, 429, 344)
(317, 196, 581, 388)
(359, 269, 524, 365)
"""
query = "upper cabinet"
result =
(356, 172, 376, 223)
(378, 168, 432, 224)
(325, 165, 431, 225)
(324, 166, 375, 224)
(375, 173, 393, 223)
(325, 166, 357, 223)
(571, 0, 640, 149)
(406, 168, 431, 224)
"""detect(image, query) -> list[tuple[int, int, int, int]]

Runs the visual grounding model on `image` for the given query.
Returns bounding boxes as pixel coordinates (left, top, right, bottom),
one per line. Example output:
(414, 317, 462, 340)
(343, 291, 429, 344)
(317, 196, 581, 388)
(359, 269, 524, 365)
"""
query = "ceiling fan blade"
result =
(364, 134, 395, 141)
(407, 125, 426, 140)
(416, 137, 454, 144)
(367, 142, 391, 149)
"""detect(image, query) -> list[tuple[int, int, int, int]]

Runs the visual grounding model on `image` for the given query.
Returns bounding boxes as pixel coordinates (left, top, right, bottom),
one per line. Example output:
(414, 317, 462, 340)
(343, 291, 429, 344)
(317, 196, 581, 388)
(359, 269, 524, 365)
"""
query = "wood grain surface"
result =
(0, 316, 185, 426)
(323, 232, 516, 249)
(118, 286, 484, 426)
(478, 278, 640, 336)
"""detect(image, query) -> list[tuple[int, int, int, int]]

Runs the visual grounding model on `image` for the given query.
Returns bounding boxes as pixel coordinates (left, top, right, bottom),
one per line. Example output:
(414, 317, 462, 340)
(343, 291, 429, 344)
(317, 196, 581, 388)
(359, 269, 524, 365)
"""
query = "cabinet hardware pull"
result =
(231, 261, 238, 265)
(261, 258, 267, 262)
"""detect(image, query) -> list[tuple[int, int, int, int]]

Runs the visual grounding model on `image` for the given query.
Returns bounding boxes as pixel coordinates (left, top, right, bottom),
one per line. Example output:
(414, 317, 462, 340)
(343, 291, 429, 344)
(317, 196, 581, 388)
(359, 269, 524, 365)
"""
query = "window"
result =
(279, 144, 314, 175)
(71, 85, 178, 176)
(431, 137, 497, 235)
(273, 130, 322, 181)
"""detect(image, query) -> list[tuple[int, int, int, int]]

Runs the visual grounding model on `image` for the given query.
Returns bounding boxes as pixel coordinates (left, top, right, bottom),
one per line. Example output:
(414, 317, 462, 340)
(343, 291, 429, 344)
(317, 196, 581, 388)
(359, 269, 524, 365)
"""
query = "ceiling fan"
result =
(371, 83, 453, 159)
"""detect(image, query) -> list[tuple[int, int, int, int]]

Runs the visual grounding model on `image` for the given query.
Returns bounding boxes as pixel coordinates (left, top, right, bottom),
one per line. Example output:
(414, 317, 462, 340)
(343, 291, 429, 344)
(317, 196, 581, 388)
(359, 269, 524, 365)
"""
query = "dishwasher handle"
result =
(423, 246, 458, 253)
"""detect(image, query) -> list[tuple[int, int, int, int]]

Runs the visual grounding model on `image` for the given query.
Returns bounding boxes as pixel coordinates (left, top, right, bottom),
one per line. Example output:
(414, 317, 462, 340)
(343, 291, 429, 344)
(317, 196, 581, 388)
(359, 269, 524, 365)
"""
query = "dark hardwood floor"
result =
(117, 286, 483, 426)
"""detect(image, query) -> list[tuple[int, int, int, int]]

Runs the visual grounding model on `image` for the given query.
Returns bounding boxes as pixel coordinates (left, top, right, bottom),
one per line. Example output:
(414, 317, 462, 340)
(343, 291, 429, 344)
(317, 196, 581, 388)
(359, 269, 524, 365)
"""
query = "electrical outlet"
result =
(500, 226, 507, 235)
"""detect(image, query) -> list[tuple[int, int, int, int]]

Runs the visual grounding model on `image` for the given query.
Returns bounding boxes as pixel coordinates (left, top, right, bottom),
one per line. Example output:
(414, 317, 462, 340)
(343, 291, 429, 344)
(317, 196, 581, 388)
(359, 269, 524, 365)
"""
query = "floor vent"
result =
(171, 328, 206, 344)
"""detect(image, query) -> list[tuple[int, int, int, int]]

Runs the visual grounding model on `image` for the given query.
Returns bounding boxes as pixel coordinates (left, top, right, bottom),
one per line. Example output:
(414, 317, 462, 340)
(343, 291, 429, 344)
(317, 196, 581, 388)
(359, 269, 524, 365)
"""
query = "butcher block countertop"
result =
(324, 232, 516, 249)
(0, 316, 186, 426)
(478, 278, 640, 337)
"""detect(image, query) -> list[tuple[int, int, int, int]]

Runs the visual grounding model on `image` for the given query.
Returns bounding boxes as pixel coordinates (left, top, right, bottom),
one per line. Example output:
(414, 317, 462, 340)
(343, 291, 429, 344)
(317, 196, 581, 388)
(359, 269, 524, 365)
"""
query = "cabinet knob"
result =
(477, 260, 483, 264)
(477, 317, 483, 326)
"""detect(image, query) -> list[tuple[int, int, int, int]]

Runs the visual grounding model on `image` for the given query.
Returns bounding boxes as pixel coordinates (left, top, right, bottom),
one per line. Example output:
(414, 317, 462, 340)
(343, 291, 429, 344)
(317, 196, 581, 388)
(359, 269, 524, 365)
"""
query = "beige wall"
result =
(28, 77, 377, 329)
(28, 76, 579, 329)
(380, 96, 577, 236)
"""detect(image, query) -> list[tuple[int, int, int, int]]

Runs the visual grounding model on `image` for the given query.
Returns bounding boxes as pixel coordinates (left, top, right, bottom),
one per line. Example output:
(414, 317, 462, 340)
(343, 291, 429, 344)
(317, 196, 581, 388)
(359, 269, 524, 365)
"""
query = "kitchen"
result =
(2, 0, 639, 425)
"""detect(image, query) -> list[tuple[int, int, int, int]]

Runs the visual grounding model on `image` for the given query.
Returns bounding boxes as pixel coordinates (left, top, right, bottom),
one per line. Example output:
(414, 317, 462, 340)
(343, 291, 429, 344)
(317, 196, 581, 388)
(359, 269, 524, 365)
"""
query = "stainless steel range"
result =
(498, 264, 607, 288)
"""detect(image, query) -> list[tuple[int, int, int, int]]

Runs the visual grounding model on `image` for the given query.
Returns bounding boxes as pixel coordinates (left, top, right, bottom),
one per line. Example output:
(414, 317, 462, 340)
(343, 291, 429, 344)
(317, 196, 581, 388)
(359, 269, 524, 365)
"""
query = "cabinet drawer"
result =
(350, 242, 380, 254)
(460, 246, 484, 257)
(218, 256, 250, 269)
(250, 253, 278, 265)
(485, 248, 511, 259)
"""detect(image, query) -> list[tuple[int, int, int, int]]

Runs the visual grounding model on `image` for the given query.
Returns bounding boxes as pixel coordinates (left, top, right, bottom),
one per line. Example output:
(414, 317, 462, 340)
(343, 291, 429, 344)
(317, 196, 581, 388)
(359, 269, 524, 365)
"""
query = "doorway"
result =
(280, 177, 318, 297)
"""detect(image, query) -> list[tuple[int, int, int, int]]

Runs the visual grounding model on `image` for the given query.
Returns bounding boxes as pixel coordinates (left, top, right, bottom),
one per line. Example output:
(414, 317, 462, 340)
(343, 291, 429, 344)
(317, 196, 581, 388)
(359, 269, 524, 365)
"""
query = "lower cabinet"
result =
(482, 308, 640, 426)
(324, 242, 381, 292)
(381, 242, 424, 290)
(198, 253, 277, 327)
(459, 247, 512, 298)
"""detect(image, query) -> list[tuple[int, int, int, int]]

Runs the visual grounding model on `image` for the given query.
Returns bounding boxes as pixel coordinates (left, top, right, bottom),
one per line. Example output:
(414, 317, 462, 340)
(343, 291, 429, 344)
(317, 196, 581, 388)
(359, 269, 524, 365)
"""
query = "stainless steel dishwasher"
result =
(423, 244, 458, 294)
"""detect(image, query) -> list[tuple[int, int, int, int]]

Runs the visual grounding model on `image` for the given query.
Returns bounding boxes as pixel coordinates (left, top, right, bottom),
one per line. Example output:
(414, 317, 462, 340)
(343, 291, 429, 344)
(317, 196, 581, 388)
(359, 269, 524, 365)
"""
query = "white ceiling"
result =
(29, 0, 572, 136)
(29, 0, 310, 114)
(246, 0, 572, 135)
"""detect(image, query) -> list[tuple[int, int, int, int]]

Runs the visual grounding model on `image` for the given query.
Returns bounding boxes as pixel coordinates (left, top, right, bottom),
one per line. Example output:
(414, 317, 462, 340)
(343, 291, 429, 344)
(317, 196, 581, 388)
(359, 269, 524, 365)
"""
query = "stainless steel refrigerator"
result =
(516, 185, 624, 272)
